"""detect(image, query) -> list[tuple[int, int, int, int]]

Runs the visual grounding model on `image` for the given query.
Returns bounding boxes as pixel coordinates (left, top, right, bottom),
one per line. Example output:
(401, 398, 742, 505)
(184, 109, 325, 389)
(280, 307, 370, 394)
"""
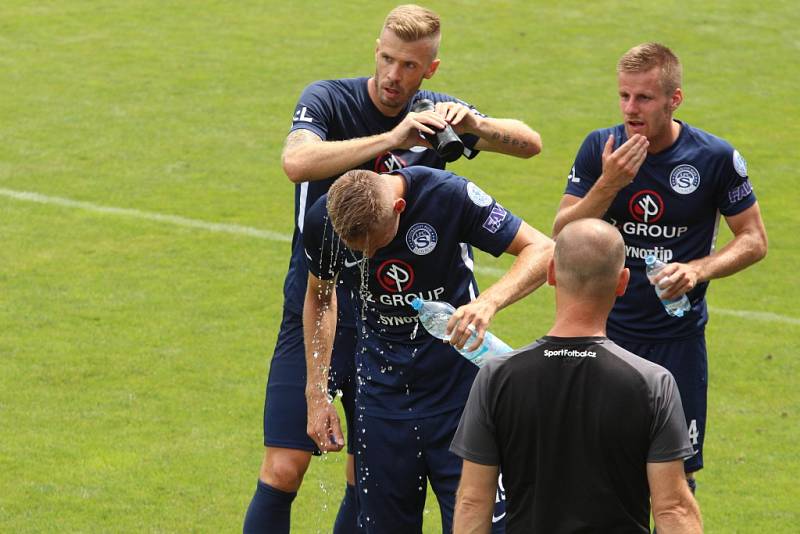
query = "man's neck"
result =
(647, 118, 682, 154)
(547, 299, 611, 338)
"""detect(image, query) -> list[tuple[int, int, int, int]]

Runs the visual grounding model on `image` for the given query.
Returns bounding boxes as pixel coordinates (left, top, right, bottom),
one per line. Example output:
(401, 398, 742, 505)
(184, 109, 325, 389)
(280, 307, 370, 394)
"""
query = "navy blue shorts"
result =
(354, 409, 505, 533)
(613, 335, 707, 473)
(263, 307, 357, 453)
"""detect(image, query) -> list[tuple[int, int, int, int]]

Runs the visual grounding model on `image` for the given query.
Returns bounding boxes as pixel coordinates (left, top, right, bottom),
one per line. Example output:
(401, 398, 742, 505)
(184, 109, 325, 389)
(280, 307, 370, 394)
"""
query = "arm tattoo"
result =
(488, 129, 526, 150)
(284, 129, 322, 151)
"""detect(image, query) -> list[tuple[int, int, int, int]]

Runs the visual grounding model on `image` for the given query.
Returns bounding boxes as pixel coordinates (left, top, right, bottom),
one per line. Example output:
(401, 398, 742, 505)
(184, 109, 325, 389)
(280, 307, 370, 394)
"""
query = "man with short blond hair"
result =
(552, 42, 767, 493)
(452, 219, 703, 533)
(244, 4, 542, 533)
(304, 166, 552, 533)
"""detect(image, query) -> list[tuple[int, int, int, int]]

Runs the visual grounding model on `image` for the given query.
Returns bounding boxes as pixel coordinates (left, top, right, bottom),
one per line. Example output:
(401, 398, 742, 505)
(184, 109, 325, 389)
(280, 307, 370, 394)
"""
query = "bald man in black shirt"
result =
(450, 219, 702, 533)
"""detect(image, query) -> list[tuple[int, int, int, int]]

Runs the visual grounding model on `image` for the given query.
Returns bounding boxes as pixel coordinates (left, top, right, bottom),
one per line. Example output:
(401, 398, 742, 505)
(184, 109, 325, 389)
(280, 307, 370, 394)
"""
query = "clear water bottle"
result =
(644, 255, 691, 318)
(409, 297, 512, 367)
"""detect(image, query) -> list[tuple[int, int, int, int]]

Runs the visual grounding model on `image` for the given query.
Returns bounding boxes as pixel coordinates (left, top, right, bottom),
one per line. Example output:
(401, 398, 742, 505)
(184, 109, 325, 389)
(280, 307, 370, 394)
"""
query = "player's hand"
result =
(652, 262, 700, 300)
(305, 392, 345, 452)
(390, 110, 446, 150)
(600, 134, 649, 191)
(445, 299, 498, 352)
(434, 101, 477, 135)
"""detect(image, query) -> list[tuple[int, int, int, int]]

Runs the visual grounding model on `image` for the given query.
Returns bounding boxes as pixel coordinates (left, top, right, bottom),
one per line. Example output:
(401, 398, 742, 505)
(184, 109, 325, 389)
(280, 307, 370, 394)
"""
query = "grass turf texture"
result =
(1, 0, 797, 531)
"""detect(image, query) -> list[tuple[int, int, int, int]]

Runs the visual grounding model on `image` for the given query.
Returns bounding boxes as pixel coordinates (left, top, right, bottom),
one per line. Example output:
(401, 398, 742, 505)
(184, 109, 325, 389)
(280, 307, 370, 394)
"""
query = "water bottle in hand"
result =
(644, 255, 691, 318)
(410, 297, 512, 367)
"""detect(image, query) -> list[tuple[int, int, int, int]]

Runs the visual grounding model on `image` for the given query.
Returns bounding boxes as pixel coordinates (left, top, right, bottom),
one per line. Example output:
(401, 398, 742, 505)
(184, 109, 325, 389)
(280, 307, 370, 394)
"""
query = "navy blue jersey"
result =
(283, 77, 484, 326)
(303, 166, 522, 418)
(565, 121, 757, 341)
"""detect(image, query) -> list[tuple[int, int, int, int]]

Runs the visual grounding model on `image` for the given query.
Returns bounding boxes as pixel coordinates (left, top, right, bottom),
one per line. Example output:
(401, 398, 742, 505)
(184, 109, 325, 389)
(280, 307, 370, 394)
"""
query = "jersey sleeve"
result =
(302, 196, 342, 280)
(564, 131, 605, 198)
(455, 178, 522, 257)
(289, 81, 336, 141)
(449, 364, 500, 465)
(715, 147, 757, 216)
(647, 371, 695, 463)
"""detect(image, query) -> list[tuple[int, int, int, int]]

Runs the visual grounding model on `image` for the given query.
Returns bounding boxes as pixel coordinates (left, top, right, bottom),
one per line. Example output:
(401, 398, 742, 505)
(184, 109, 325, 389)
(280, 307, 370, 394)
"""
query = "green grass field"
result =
(1, 0, 798, 531)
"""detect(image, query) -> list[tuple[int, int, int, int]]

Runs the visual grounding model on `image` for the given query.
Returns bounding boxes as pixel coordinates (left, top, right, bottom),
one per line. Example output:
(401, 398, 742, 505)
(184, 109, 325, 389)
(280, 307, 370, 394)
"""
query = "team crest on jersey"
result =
(405, 223, 438, 255)
(733, 150, 748, 178)
(467, 182, 493, 207)
(374, 152, 409, 173)
(376, 259, 415, 293)
(669, 164, 701, 195)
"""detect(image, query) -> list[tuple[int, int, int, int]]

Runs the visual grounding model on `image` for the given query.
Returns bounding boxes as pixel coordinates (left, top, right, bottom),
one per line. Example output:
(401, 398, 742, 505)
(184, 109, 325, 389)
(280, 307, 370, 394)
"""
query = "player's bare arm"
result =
(655, 202, 768, 300)
(552, 134, 650, 236)
(435, 101, 541, 158)
(648, 460, 703, 534)
(447, 222, 553, 351)
(281, 111, 446, 183)
(303, 272, 345, 452)
(452, 460, 498, 534)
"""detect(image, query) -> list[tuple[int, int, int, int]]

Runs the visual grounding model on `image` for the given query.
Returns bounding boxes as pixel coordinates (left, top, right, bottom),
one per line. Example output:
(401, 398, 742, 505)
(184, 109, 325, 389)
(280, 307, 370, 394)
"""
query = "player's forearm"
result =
(303, 290, 338, 400)
(688, 229, 767, 284)
(478, 233, 553, 313)
(552, 182, 621, 237)
(472, 116, 541, 158)
(282, 132, 396, 183)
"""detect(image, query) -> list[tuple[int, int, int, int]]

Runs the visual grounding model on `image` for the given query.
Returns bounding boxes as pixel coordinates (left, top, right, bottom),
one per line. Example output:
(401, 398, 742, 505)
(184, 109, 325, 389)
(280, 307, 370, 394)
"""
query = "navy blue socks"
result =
(243, 480, 297, 534)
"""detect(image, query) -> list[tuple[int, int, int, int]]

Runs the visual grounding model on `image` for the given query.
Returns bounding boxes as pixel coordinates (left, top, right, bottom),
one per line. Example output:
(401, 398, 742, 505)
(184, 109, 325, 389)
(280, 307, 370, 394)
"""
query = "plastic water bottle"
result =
(644, 255, 691, 318)
(409, 297, 512, 367)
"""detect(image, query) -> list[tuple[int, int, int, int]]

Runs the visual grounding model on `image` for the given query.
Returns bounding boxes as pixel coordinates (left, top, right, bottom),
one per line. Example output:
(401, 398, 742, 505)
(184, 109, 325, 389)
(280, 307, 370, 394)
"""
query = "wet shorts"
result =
(263, 307, 357, 453)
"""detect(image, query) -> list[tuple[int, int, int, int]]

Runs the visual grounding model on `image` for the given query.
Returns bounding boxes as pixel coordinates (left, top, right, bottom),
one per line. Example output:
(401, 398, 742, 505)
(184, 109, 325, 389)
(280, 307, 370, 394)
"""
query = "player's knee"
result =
(260, 448, 311, 492)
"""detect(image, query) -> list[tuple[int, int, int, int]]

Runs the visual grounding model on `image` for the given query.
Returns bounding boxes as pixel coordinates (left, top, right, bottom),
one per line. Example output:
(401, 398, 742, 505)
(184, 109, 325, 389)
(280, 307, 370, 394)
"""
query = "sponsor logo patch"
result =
(669, 164, 701, 195)
(405, 223, 437, 255)
(728, 179, 753, 204)
(467, 182, 493, 207)
(628, 190, 664, 223)
(482, 204, 508, 234)
(733, 150, 748, 177)
(376, 260, 415, 293)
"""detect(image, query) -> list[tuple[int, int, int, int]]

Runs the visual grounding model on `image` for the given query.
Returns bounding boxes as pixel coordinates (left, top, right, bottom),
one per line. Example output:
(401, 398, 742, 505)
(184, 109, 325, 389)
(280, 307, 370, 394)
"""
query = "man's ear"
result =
(424, 58, 441, 80)
(670, 87, 683, 112)
(616, 267, 630, 296)
(394, 198, 406, 214)
(547, 258, 557, 287)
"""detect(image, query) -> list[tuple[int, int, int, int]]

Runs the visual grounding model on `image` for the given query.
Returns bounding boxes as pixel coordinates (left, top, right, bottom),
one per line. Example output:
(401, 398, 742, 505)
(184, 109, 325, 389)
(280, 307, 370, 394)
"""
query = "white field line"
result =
(3, 187, 797, 327)
(0, 188, 292, 243)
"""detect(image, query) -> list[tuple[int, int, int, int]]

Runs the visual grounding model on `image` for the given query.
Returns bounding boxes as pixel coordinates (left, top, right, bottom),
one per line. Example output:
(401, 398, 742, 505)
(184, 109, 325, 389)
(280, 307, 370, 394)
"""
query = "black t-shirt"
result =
(450, 336, 693, 533)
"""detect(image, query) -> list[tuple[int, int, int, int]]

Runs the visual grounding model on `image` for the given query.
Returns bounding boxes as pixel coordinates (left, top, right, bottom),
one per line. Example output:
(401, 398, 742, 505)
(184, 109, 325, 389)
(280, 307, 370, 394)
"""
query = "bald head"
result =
(554, 219, 626, 298)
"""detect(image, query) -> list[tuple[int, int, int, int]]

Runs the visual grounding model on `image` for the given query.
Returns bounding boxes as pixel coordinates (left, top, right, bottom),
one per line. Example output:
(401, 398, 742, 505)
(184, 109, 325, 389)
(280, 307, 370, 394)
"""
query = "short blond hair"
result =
(382, 4, 441, 54)
(327, 170, 392, 244)
(617, 42, 682, 95)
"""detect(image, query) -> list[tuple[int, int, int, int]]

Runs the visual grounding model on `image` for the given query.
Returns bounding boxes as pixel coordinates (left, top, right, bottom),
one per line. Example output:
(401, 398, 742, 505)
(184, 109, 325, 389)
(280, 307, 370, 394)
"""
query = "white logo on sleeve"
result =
(293, 106, 313, 123)
(568, 165, 581, 183)
(733, 150, 748, 177)
(466, 182, 493, 207)
(669, 164, 701, 195)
